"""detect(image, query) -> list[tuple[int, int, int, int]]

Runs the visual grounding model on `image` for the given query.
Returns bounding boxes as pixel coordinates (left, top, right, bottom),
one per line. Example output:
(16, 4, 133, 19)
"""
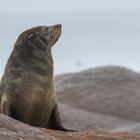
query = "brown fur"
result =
(0, 24, 74, 131)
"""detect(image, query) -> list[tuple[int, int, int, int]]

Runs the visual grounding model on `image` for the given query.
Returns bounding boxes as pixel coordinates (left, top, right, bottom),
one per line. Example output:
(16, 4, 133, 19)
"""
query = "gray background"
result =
(0, 0, 140, 77)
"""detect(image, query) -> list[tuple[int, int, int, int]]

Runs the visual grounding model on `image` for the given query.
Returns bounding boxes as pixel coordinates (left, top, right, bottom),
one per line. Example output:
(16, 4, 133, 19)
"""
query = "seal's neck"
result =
(11, 43, 54, 79)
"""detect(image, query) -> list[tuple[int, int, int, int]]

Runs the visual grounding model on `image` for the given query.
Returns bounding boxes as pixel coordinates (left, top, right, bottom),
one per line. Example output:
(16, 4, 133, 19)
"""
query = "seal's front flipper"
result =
(48, 104, 77, 132)
(1, 95, 12, 117)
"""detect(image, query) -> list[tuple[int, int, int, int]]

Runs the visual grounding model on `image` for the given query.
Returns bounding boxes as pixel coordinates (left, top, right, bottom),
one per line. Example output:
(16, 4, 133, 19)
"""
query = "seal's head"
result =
(16, 24, 62, 49)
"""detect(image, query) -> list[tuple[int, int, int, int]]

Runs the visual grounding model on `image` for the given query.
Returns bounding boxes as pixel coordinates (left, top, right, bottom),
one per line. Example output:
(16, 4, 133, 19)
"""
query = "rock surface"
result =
(55, 66, 140, 132)
(58, 103, 137, 131)
(0, 114, 54, 140)
(0, 114, 140, 140)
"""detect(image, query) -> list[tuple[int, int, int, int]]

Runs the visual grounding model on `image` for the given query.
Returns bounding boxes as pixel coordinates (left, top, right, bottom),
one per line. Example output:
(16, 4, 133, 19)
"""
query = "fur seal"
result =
(0, 24, 74, 131)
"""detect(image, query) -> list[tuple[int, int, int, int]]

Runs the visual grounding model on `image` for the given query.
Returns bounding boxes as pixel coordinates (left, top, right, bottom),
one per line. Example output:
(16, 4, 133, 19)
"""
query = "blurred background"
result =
(0, 0, 140, 77)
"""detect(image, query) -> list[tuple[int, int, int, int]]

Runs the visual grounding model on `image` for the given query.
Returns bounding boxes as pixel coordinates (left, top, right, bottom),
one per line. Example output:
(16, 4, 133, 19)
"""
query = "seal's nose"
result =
(55, 24, 62, 29)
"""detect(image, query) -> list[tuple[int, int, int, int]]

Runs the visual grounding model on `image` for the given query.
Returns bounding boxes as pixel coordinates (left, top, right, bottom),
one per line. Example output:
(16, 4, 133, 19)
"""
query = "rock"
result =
(45, 129, 140, 140)
(112, 123, 140, 133)
(0, 113, 140, 140)
(55, 66, 140, 131)
(58, 103, 137, 131)
(0, 114, 55, 140)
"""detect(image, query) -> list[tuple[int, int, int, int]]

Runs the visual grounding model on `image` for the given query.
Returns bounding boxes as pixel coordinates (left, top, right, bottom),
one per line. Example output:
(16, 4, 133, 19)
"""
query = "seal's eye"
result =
(28, 33, 35, 39)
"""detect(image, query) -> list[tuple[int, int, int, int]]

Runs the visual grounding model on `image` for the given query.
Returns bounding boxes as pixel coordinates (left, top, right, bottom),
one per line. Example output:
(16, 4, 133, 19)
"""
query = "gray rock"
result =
(59, 103, 137, 131)
(55, 66, 140, 131)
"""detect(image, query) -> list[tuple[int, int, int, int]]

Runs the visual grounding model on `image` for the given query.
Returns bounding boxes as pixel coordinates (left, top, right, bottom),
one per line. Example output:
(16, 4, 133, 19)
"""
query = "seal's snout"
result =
(55, 24, 62, 29)
(51, 24, 62, 31)
(48, 24, 62, 47)
(51, 24, 62, 36)
(38, 24, 62, 47)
